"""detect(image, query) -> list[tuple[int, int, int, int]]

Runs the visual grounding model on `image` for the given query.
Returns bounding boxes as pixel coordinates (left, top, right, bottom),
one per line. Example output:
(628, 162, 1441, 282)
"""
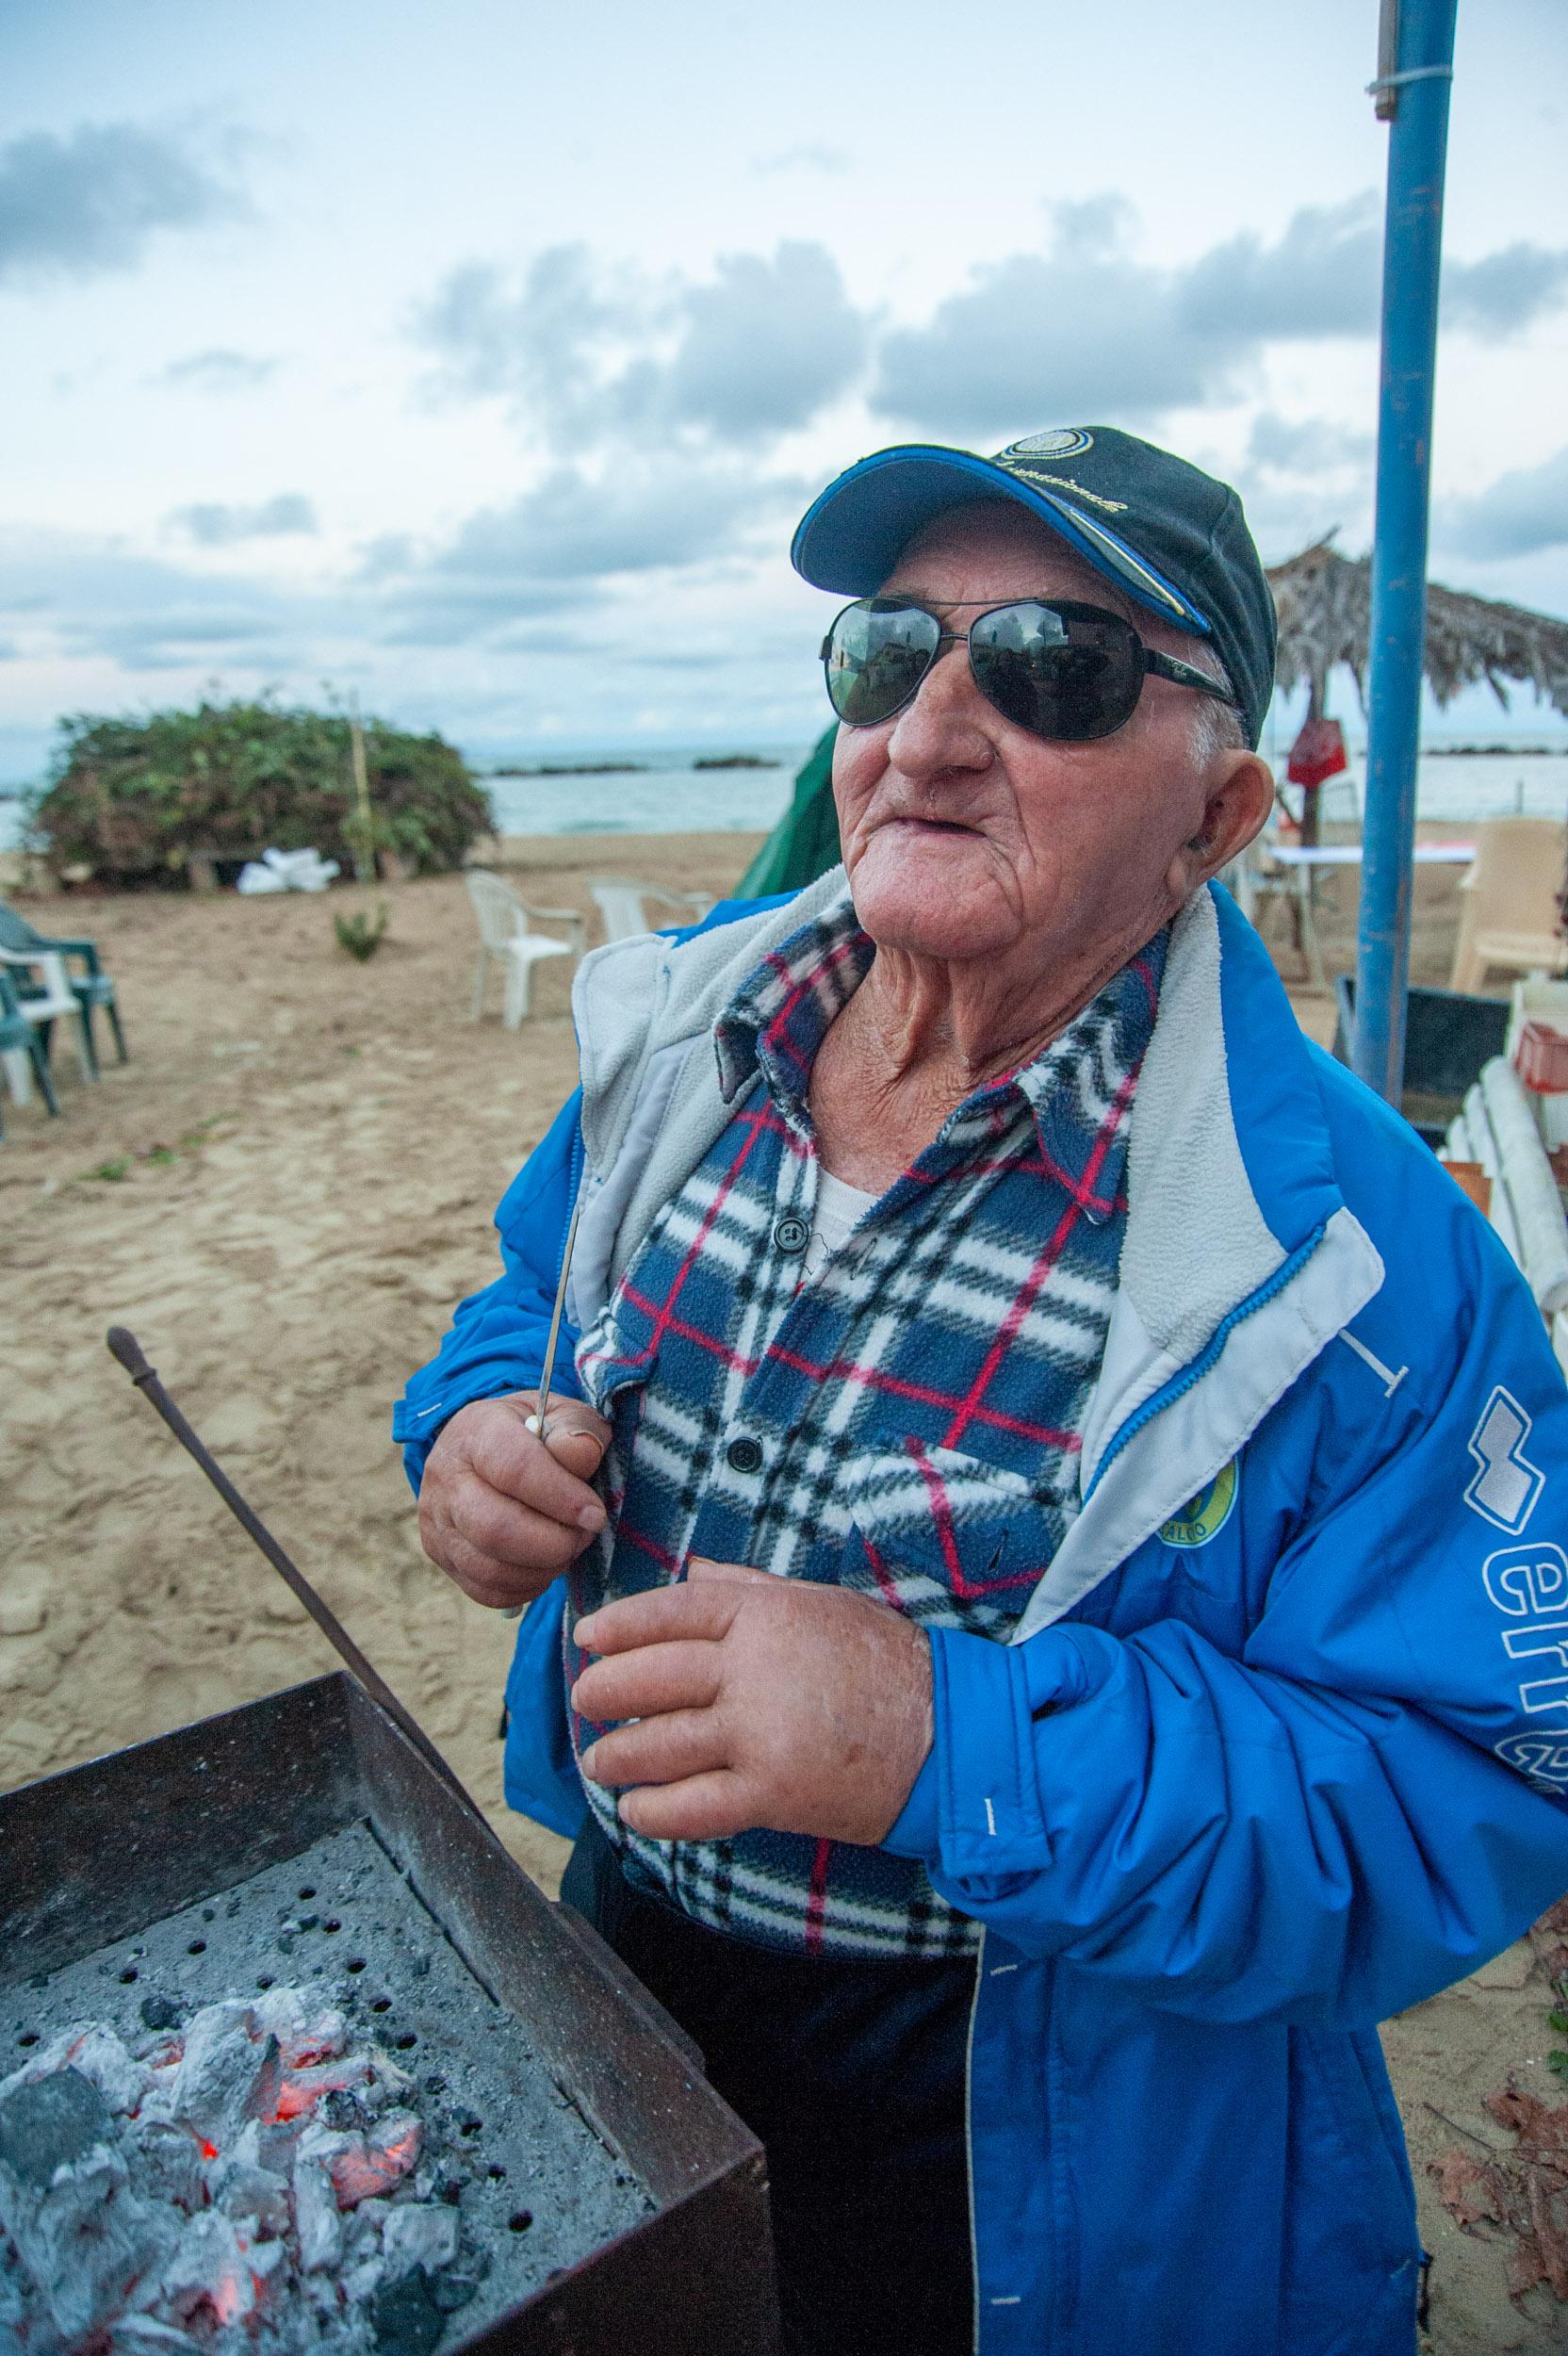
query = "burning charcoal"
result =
(320, 2087, 368, 2132)
(253, 2116, 305, 2179)
(340, 2200, 388, 2302)
(381, 2202, 459, 2280)
(208, 2120, 290, 2238)
(367, 2263, 446, 2356)
(0, 2143, 176, 2340)
(166, 2005, 282, 2143)
(0, 2066, 113, 2187)
(0, 1968, 518, 2353)
(272, 2050, 391, 2120)
(137, 1995, 182, 2036)
(156, 2206, 257, 2330)
(311, 2110, 423, 2208)
(293, 2153, 346, 2273)
(0, 2246, 42, 2350)
(124, 2118, 204, 2214)
(107, 2320, 195, 2351)
(3, 2024, 147, 2120)
(248, 2233, 288, 2295)
(251, 1988, 347, 2069)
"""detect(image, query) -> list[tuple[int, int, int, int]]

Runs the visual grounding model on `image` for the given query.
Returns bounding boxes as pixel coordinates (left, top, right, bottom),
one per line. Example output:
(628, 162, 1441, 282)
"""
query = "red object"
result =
(1515, 1020, 1568, 1095)
(1286, 717, 1348, 790)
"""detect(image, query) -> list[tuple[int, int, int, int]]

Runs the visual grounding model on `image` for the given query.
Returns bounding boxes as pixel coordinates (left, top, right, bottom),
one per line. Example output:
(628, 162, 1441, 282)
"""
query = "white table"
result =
(1266, 842, 1476, 869)
(1234, 842, 1476, 990)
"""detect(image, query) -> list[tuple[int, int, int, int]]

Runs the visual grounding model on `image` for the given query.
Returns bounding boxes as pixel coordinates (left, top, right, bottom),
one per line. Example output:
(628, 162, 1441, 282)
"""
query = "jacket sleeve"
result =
(886, 1252, 1568, 2029)
(393, 1089, 586, 1493)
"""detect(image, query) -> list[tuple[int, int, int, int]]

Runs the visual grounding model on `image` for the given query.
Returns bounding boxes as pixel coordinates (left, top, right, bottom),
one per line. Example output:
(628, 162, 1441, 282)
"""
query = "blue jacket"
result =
(397, 876, 1568, 2356)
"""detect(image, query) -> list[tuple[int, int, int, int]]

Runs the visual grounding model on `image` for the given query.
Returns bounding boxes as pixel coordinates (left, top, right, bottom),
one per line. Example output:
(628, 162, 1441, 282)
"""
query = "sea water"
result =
(2, 740, 1566, 856)
(474, 744, 810, 840)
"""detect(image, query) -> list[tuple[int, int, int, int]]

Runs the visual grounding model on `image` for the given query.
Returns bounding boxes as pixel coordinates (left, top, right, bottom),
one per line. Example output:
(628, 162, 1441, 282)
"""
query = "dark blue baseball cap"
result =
(791, 425, 1277, 749)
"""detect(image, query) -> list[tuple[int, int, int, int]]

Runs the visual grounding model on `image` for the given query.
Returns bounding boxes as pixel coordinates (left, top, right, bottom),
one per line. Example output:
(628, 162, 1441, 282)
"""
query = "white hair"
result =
(1183, 642, 1247, 769)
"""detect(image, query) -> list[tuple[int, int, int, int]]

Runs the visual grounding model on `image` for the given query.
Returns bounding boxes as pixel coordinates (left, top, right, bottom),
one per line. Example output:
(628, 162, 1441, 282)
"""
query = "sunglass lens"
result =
(970, 603, 1142, 742)
(824, 601, 941, 726)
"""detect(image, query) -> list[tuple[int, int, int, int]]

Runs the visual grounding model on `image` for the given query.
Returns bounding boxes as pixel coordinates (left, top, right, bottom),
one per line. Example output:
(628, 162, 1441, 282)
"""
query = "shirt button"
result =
(774, 1213, 809, 1255)
(727, 1436, 764, 1475)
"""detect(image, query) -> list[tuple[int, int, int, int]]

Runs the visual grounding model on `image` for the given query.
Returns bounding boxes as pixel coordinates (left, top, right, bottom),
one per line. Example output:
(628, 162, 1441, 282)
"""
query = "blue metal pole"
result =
(1352, 0, 1459, 1103)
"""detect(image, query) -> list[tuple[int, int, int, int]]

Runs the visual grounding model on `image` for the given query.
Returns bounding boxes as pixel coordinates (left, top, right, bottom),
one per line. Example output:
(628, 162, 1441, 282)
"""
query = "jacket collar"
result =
(571, 873, 1367, 1390)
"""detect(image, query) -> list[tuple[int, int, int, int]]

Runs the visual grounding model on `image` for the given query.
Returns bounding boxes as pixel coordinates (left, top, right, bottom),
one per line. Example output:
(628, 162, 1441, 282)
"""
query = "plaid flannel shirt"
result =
(567, 890, 1168, 1958)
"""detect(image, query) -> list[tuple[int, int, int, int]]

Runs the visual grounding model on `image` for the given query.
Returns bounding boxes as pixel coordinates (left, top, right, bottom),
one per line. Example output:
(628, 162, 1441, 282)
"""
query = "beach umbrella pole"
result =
(1352, 0, 1459, 1104)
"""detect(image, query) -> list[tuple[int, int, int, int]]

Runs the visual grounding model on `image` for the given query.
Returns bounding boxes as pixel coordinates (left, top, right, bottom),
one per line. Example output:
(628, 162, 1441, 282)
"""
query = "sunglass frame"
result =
(821, 596, 1238, 744)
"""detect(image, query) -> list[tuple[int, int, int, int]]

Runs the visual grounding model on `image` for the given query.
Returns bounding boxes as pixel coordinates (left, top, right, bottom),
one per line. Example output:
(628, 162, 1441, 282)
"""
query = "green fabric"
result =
(737, 727, 841, 897)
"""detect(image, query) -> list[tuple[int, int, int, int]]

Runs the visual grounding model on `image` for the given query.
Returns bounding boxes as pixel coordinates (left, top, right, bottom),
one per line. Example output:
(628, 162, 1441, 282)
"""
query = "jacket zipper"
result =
(1085, 1224, 1327, 1501)
(966, 1933, 985, 2356)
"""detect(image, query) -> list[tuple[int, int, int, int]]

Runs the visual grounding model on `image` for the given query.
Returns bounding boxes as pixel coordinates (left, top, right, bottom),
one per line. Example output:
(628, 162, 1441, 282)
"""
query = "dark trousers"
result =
(562, 1813, 976, 2356)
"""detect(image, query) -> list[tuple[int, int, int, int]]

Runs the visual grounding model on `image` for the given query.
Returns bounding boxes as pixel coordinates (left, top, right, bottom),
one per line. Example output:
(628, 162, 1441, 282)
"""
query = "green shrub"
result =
(25, 696, 494, 889)
(334, 902, 390, 961)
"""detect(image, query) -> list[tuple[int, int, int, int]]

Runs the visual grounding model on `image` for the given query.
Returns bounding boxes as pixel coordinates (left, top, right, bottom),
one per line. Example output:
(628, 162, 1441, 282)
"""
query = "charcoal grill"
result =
(0, 1672, 779, 2355)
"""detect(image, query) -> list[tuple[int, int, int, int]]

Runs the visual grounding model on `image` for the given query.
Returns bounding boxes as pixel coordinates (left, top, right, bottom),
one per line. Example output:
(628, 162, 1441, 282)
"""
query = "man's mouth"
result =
(885, 815, 977, 836)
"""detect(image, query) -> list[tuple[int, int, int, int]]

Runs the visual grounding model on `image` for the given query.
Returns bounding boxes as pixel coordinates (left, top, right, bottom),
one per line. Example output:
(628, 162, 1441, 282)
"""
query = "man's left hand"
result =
(572, 1559, 933, 1845)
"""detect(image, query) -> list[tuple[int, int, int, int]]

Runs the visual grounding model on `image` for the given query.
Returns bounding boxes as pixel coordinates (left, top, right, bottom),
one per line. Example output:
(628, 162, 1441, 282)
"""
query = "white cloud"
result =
(416, 239, 866, 450)
(871, 197, 1568, 444)
(170, 494, 318, 545)
(159, 348, 279, 392)
(0, 121, 247, 286)
(1435, 445, 1568, 561)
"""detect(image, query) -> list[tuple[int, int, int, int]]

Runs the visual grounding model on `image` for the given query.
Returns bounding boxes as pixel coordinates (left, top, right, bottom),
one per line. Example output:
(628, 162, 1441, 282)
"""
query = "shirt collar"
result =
(715, 889, 1167, 1222)
(1007, 927, 1168, 1222)
(715, 885, 871, 1116)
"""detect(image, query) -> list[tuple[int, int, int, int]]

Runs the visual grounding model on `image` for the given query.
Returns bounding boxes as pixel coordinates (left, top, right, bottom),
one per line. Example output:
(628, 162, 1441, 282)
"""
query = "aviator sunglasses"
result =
(822, 596, 1240, 744)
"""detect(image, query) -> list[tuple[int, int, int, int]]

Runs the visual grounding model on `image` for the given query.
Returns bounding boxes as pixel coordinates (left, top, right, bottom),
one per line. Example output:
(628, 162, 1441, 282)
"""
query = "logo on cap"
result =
(1001, 429, 1094, 460)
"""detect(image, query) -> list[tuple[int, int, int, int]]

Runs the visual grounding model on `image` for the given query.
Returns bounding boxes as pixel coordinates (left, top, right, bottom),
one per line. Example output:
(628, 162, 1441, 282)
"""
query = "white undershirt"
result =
(800, 1167, 878, 1285)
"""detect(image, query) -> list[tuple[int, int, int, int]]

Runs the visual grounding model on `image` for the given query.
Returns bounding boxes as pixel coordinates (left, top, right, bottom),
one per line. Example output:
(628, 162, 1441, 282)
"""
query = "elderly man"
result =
(398, 427, 1568, 2356)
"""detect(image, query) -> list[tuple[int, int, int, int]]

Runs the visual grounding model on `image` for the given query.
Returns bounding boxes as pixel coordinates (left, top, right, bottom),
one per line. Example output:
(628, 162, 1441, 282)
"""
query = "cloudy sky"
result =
(3, 0, 1566, 780)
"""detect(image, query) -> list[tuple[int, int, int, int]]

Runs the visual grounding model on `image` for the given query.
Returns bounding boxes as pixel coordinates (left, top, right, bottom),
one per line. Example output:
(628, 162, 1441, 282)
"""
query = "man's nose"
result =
(885, 639, 994, 774)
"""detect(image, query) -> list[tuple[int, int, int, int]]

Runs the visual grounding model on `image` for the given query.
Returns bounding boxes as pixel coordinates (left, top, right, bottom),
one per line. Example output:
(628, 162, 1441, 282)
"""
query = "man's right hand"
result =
(417, 1393, 612, 1610)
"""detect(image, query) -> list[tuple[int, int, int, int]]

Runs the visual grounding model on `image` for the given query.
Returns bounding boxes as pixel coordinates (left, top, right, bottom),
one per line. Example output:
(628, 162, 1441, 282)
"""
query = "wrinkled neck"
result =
(845, 914, 1162, 1097)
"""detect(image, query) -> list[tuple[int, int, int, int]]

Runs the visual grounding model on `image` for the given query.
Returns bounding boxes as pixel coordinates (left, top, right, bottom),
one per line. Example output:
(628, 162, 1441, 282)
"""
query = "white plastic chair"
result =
(0, 944, 98, 1084)
(465, 871, 584, 1028)
(1450, 818, 1568, 994)
(589, 878, 716, 943)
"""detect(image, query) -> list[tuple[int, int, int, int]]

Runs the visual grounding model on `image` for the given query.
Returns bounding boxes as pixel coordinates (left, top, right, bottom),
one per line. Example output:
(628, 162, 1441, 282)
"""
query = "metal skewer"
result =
(106, 1326, 484, 1823)
(505, 1185, 592, 1621)
(524, 1183, 586, 1440)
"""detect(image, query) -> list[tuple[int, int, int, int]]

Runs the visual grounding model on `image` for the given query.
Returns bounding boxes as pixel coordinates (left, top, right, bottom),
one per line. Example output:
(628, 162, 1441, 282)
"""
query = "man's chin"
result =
(848, 835, 1021, 962)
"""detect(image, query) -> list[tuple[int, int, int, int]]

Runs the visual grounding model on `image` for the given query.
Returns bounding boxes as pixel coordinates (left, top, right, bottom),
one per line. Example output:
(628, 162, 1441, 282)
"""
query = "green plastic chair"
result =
(0, 966, 61, 1137)
(0, 899, 127, 1072)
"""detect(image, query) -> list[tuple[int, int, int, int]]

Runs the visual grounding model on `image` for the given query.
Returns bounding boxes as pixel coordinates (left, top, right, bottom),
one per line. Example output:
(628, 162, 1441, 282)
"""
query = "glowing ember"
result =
(0, 1991, 481, 2351)
(322, 2115, 422, 2208)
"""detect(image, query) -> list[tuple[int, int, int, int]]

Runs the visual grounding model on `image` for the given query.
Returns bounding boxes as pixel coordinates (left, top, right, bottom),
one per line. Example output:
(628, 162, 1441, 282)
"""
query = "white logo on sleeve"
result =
(1482, 1542, 1568, 1790)
(1464, 1388, 1544, 1534)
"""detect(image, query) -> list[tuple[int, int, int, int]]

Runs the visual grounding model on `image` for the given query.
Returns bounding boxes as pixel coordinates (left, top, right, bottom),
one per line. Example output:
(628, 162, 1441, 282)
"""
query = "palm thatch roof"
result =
(1267, 539, 1568, 718)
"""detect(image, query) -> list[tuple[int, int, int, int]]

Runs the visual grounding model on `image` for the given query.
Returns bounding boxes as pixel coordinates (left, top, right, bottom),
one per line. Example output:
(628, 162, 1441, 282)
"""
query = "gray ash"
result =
(0, 1823, 651, 2352)
(0, 1989, 481, 2351)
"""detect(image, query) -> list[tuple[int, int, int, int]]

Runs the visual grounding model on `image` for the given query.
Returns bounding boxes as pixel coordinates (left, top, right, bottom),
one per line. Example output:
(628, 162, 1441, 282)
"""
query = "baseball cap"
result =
(791, 426, 1277, 749)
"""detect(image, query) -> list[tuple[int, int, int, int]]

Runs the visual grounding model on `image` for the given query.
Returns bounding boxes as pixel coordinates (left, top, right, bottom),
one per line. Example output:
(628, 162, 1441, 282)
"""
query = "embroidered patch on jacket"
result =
(1159, 1458, 1239, 1548)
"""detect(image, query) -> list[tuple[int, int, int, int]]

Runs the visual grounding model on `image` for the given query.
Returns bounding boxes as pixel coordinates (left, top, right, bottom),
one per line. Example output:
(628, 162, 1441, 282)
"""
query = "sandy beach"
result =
(3, 828, 1565, 2350)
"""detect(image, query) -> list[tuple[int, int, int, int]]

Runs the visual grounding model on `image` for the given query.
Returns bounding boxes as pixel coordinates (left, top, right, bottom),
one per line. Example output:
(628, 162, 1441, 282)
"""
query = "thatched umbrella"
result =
(1267, 538, 1568, 724)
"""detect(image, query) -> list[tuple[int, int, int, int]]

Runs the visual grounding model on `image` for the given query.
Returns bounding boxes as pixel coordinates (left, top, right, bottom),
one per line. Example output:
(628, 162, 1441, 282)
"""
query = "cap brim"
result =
(791, 445, 1211, 636)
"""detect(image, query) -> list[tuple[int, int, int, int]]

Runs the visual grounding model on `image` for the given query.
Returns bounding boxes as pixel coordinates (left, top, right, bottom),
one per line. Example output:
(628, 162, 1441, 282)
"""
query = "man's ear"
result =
(1175, 752, 1275, 894)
